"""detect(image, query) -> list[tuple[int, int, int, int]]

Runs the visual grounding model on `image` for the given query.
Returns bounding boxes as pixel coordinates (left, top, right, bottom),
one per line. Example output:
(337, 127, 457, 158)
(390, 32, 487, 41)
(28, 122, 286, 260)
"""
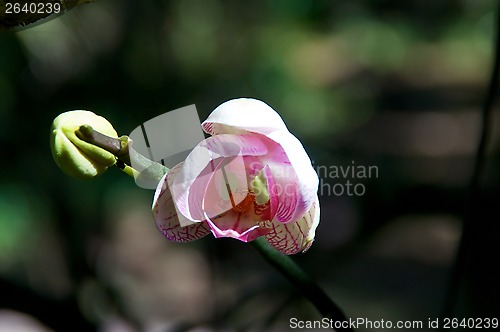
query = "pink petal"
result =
(199, 156, 250, 222)
(186, 157, 229, 222)
(204, 209, 271, 242)
(244, 155, 264, 177)
(152, 162, 211, 242)
(265, 196, 320, 255)
(257, 132, 318, 224)
(202, 98, 288, 136)
(253, 165, 279, 222)
(171, 134, 268, 226)
(201, 165, 279, 242)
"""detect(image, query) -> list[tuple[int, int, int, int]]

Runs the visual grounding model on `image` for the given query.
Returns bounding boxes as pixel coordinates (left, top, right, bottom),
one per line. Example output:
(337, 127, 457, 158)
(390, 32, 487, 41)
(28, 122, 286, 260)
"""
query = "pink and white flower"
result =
(152, 98, 320, 255)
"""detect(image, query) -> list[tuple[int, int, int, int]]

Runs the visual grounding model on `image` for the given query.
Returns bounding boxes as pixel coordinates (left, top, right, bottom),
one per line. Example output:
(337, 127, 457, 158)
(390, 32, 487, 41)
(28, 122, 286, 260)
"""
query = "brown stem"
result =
(76, 125, 168, 185)
(76, 125, 131, 165)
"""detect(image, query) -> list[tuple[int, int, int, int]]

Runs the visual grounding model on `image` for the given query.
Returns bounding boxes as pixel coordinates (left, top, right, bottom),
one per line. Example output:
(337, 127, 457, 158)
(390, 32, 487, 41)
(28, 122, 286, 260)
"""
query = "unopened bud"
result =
(50, 110, 118, 179)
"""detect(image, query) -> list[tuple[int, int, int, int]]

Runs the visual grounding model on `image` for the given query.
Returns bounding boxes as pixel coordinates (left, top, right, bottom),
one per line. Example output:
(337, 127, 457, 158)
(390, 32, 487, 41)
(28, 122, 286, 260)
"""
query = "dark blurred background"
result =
(1, 0, 499, 331)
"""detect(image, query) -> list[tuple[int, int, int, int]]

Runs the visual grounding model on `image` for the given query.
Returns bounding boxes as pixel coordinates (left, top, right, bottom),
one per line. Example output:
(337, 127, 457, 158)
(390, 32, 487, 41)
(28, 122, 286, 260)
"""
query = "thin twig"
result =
(251, 237, 354, 331)
(442, 3, 500, 322)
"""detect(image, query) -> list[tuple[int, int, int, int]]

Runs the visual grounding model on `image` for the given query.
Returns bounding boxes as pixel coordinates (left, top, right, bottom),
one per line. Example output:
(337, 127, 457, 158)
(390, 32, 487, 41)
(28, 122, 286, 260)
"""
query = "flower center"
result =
(230, 191, 255, 213)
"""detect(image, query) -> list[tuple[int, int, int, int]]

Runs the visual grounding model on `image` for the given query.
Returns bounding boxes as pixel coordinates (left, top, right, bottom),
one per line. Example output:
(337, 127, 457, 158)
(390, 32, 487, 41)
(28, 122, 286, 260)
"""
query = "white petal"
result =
(202, 98, 288, 136)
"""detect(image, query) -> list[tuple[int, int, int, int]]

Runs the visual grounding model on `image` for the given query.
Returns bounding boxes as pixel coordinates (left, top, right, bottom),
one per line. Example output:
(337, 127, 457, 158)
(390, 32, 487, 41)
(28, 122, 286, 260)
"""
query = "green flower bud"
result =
(50, 110, 118, 179)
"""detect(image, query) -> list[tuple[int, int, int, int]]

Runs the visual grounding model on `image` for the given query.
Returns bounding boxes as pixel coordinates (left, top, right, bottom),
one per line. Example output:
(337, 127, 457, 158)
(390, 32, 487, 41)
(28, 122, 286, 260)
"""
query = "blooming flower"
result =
(152, 98, 320, 254)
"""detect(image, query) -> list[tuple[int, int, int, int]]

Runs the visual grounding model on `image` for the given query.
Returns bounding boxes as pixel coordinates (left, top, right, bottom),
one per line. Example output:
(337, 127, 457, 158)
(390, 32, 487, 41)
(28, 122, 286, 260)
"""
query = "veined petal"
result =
(265, 196, 320, 255)
(204, 210, 271, 242)
(258, 131, 318, 224)
(172, 134, 268, 226)
(152, 163, 211, 242)
(202, 98, 288, 136)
